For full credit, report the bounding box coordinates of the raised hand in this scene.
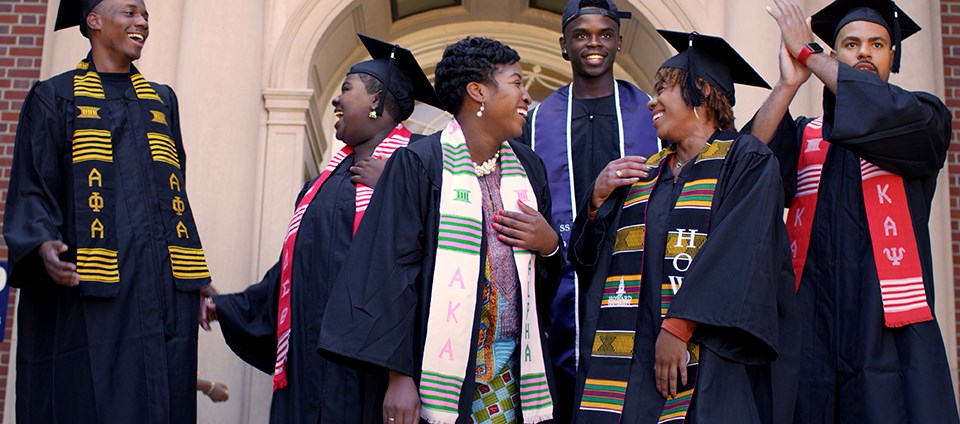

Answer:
[767,0,816,58]
[778,39,812,89]
[592,156,649,210]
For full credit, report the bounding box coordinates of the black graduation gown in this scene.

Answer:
[213,159,386,423]
[319,133,564,421]
[517,95,624,207]
[570,134,799,423]
[3,71,200,423]
[764,64,960,423]
[517,95,635,423]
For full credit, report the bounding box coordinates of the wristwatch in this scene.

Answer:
[797,42,824,66]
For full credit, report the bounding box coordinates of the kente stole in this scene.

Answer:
[420,120,553,423]
[273,124,411,390]
[71,58,209,297]
[531,81,659,366]
[579,138,733,422]
[786,117,932,327]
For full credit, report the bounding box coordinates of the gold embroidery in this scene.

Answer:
[167,246,211,279]
[150,110,168,125]
[614,224,645,253]
[664,231,708,258]
[74,71,105,99]
[176,221,189,239]
[91,218,105,239]
[131,74,163,103]
[77,106,101,119]
[73,129,112,163]
[696,140,733,162]
[169,174,181,192]
[172,196,185,216]
[592,331,635,358]
[75,247,119,283]
[147,132,180,168]
[88,192,104,213]
[88,168,103,187]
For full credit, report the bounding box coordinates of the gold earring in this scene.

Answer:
[693,107,701,121]
[476,102,485,118]
[368,110,378,119]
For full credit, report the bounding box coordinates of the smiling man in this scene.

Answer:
[751,0,960,422]
[3,0,214,422]
[516,2,659,419]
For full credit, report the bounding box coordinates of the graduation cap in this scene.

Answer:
[54,0,105,38]
[657,30,770,107]
[348,34,442,121]
[561,0,633,32]
[811,0,920,73]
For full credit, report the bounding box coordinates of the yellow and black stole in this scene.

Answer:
[72,57,210,296]
[578,137,733,422]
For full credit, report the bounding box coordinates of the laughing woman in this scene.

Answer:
[570,31,798,423]
[320,37,562,424]
[206,35,442,423]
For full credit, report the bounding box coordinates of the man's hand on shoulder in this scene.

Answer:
[38,240,79,287]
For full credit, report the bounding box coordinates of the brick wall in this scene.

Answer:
[945,0,960,362]
[0,0,48,420]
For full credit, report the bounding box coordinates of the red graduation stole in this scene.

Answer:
[786,118,932,328]
[273,124,411,390]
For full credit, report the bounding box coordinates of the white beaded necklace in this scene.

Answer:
[474,151,500,177]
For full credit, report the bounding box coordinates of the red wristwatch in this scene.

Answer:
[797,42,824,66]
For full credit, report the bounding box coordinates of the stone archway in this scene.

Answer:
[252,0,703,322]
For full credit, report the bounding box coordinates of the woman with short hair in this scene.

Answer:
[570,31,798,423]
[320,36,563,424]
[207,35,442,423]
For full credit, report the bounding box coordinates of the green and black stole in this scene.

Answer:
[578,136,734,422]
[72,57,210,297]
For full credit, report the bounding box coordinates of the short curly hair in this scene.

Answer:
[434,37,521,116]
[654,67,734,131]
[354,73,405,122]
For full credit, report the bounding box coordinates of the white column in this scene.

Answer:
[258,89,314,272]
[173,0,268,423]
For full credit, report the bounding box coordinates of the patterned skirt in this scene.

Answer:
[470,358,519,424]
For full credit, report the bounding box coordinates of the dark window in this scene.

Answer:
[529,0,566,14]
[392,0,462,20]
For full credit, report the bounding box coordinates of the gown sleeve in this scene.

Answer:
[665,136,792,364]
[742,110,805,204]
[318,147,432,377]
[212,180,314,374]
[213,262,282,374]
[568,185,625,283]
[821,64,951,178]
[3,82,67,288]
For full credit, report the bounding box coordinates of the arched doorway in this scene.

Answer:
[264,0,686,176]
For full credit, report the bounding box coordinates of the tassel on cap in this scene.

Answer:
[685,33,704,107]
[891,3,902,73]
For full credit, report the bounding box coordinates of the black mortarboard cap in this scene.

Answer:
[811,0,920,73]
[55,0,105,38]
[657,30,770,107]
[348,34,443,121]
[561,0,632,33]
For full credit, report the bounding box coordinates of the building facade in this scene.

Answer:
[0,0,955,422]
